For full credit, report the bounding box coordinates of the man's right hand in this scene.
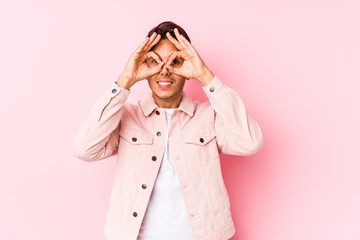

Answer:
[116,32,164,90]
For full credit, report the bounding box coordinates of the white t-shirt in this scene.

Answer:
[137,108,194,240]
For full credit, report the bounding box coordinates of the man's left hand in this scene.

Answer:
[165,28,214,86]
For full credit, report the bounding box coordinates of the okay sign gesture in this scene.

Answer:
[117,32,165,90]
[165,28,214,86]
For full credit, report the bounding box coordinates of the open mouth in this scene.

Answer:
[156,80,174,89]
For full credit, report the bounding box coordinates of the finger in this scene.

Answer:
[166,64,173,72]
[179,34,197,54]
[167,65,187,79]
[149,61,165,75]
[143,32,158,52]
[174,28,188,49]
[166,64,184,77]
[166,31,184,51]
[133,36,151,55]
[174,28,184,44]
[146,51,162,63]
[145,34,161,52]
[173,29,192,56]
[166,51,182,65]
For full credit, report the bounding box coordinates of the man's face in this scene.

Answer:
[146,39,186,108]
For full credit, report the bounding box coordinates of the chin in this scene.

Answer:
[153,92,173,99]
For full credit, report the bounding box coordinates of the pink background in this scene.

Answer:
[1,0,359,239]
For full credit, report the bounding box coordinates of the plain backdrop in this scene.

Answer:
[0,0,359,239]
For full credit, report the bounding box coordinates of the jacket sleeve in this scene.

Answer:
[72,82,130,162]
[202,76,264,156]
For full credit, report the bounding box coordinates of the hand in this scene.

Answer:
[165,28,214,86]
[117,32,165,89]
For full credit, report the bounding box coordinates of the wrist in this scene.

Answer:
[116,75,132,90]
[197,68,214,86]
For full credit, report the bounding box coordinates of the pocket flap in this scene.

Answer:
[183,127,216,145]
[119,126,153,145]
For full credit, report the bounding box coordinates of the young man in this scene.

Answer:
[73,21,264,240]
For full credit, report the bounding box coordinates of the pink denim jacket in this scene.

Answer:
[73,76,264,240]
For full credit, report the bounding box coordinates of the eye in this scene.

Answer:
[172,58,184,66]
[145,58,158,67]
[170,58,183,67]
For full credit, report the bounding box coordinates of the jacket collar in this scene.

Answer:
[140,92,195,117]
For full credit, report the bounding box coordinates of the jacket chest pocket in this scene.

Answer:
[118,126,153,167]
[119,126,153,145]
[183,126,219,165]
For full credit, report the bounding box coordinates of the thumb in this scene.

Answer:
[166,64,181,75]
[149,62,165,75]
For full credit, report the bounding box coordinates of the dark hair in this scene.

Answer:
[147,21,191,43]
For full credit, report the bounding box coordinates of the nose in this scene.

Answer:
[159,63,170,76]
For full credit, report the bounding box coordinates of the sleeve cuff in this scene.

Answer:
[202,75,224,97]
[109,81,130,99]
